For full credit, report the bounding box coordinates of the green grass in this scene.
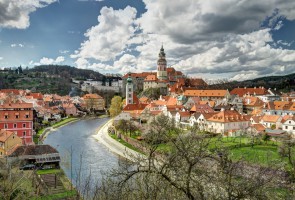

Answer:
[52,117,78,129]
[110,134,144,154]
[36,169,61,175]
[229,145,283,166]
[33,190,77,200]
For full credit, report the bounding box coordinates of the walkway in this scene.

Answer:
[93,119,144,162]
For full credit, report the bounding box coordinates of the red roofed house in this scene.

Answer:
[260,115,282,129]
[230,87,269,97]
[205,108,250,135]
[183,89,230,101]
[0,103,34,145]
[83,93,105,111]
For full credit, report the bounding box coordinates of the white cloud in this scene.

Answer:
[73,0,295,80]
[0,57,3,60]
[0,0,57,29]
[72,6,137,63]
[59,50,70,54]
[33,56,65,65]
[11,43,24,48]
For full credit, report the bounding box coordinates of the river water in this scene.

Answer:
[43,118,123,190]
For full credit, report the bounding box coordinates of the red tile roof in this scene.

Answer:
[230,87,269,97]
[207,110,248,123]
[184,90,228,97]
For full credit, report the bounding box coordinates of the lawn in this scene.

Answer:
[36,169,61,175]
[110,134,144,154]
[52,117,78,129]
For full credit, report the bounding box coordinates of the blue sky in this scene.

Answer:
[0,0,295,81]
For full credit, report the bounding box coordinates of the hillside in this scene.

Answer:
[207,73,295,92]
[0,65,105,96]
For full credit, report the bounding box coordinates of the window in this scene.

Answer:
[4,124,8,129]
[128,88,131,92]
[289,121,292,124]
[23,123,26,128]
[128,94,131,98]
[25,115,29,118]
[293,126,295,130]
[23,131,26,136]
[4,115,8,119]
[285,126,288,129]
[16,115,19,119]
[13,124,17,128]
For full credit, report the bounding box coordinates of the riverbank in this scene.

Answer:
[37,117,80,143]
[94,119,144,162]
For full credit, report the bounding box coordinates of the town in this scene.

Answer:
[1,46,295,198]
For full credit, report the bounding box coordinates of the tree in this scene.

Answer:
[109,96,123,117]
[96,115,286,200]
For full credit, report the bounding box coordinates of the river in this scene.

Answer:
[43,117,123,190]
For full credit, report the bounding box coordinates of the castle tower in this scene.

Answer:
[126,73,133,105]
[157,45,167,80]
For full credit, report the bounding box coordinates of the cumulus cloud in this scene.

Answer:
[73,0,295,80]
[33,56,65,65]
[0,0,57,29]
[72,6,137,65]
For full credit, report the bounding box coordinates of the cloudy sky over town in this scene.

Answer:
[0,0,295,81]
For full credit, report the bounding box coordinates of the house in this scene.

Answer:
[175,111,191,126]
[183,89,230,101]
[205,108,250,135]
[260,115,282,129]
[62,103,79,116]
[242,97,264,114]
[0,103,34,145]
[189,113,214,130]
[247,124,266,135]
[83,93,105,111]
[114,112,132,122]
[0,129,22,157]
[263,101,295,116]
[190,103,214,114]
[230,87,269,97]
[9,144,60,168]
[281,115,295,135]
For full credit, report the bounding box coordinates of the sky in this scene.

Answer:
[0,0,295,81]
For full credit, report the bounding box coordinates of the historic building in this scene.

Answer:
[0,103,34,145]
[122,45,184,96]
[125,73,134,105]
[143,45,170,95]
[83,93,105,111]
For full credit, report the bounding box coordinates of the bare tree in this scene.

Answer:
[94,115,288,200]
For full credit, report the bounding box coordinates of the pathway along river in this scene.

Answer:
[43,118,124,191]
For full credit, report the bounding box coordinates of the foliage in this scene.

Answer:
[139,87,161,100]
[109,96,123,117]
[97,115,288,200]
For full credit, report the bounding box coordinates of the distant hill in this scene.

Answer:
[206,73,295,93]
[0,65,105,95]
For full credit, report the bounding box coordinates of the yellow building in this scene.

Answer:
[0,129,22,157]
[83,93,105,111]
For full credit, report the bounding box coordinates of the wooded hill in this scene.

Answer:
[0,65,105,96]
[207,73,295,92]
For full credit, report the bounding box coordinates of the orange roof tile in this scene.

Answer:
[184,90,228,97]
[0,130,14,142]
[207,110,248,123]
[261,115,281,123]
[230,87,269,97]
[83,93,103,99]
